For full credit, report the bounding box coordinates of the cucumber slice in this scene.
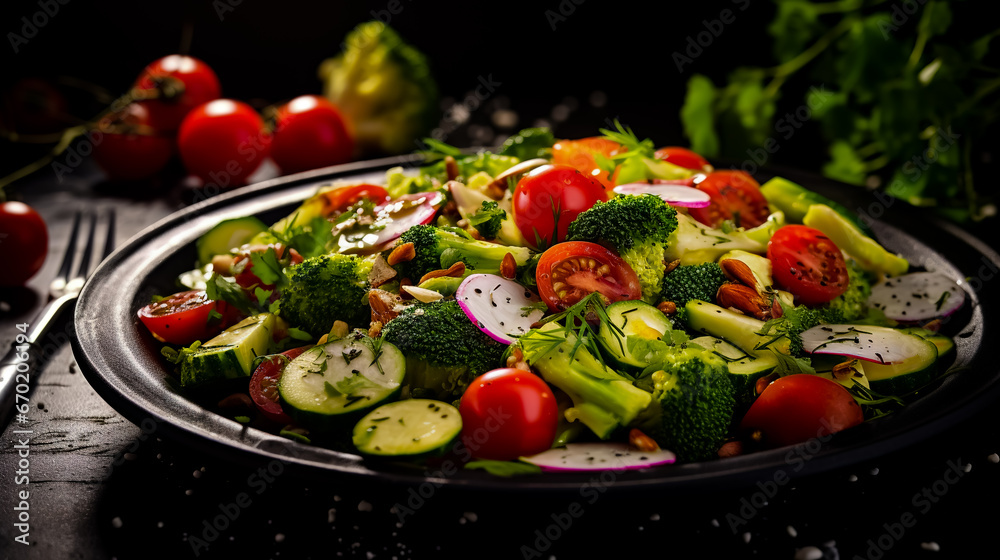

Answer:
[180,313,276,387]
[196,216,268,266]
[279,336,406,430]
[597,300,673,371]
[863,335,939,395]
[691,335,777,404]
[352,399,462,458]
[900,327,955,358]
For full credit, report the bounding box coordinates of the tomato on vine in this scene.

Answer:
[91,102,173,181]
[271,95,354,174]
[177,99,270,188]
[133,55,221,132]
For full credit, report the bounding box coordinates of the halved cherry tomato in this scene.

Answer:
[459,368,559,460]
[512,164,608,250]
[551,137,623,188]
[688,170,771,229]
[654,146,713,172]
[137,290,236,345]
[536,241,642,312]
[740,374,864,448]
[249,346,310,424]
[768,225,850,306]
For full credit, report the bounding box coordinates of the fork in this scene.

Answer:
[0,208,116,428]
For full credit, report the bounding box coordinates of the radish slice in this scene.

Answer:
[456,274,545,344]
[520,443,676,472]
[800,324,930,364]
[612,182,711,208]
[338,191,444,253]
[867,271,965,322]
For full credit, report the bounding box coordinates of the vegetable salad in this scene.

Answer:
[140,123,964,474]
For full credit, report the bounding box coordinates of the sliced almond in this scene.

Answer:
[401,285,445,303]
[628,428,661,452]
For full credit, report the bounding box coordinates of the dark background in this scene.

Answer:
[1,0,805,176]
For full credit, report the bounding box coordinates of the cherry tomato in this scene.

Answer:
[740,374,864,448]
[249,346,310,424]
[654,146,713,172]
[2,78,69,134]
[133,55,221,131]
[0,201,48,286]
[512,164,608,250]
[459,368,559,461]
[536,241,642,312]
[551,137,623,188]
[688,170,771,229]
[177,99,270,188]
[91,102,173,181]
[137,290,235,345]
[271,95,354,174]
[768,225,850,306]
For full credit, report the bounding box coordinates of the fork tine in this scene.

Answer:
[101,208,117,261]
[56,211,83,282]
[74,210,98,280]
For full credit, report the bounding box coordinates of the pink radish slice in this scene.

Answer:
[520,443,676,472]
[338,191,444,253]
[612,182,711,208]
[456,274,545,344]
[800,324,929,364]
[867,271,965,322]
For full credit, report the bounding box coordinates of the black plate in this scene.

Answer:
[72,156,1000,494]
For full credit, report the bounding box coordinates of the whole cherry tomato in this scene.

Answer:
[271,95,354,174]
[535,241,642,312]
[654,146,713,172]
[459,368,559,461]
[91,102,173,181]
[740,374,864,448]
[512,164,608,250]
[133,55,221,131]
[768,225,850,305]
[177,99,270,188]
[0,201,48,286]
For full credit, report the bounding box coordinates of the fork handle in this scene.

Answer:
[0,294,78,428]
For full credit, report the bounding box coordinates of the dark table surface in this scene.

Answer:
[3,157,1000,560]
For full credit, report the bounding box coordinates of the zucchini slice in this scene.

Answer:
[196,216,268,266]
[597,300,674,371]
[863,336,939,395]
[690,335,777,404]
[179,313,276,387]
[352,399,462,458]
[278,336,406,430]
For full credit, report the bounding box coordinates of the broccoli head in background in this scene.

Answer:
[567,194,678,303]
[319,21,438,155]
[661,262,728,307]
[278,253,373,336]
[381,300,506,401]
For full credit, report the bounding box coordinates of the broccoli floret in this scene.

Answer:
[468,201,506,240]
[318,22,438,155]
[567,194,679,303]
[395,224,534,281]
[381,300,505,400]
[824,259,872,322]
[519,323,653,439]
[279,253,373,336]
[664,212,784,265]
[631,346,736,462]
[661,263,728,306]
